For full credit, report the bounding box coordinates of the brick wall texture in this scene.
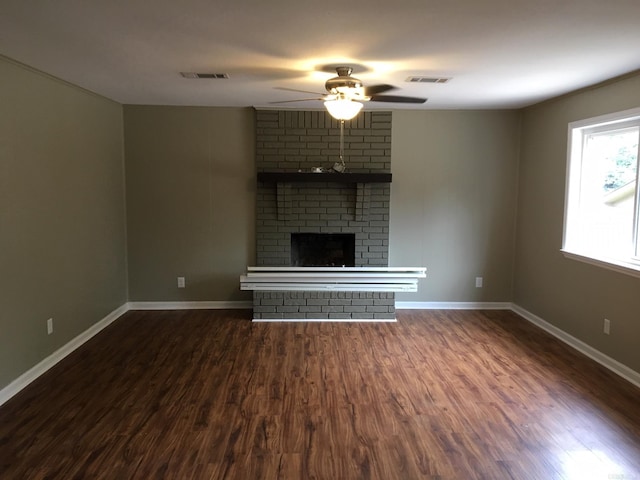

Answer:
[254,109,394,320]
[253,292,395,320]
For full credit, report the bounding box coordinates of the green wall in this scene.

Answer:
[0,57,128,389]
[123,106,255,302]
[514,72,640,373]
[3,53,639,392]
[122,108,521,305]
[391,110,521,302]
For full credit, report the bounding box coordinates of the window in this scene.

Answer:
[563,108,640,276]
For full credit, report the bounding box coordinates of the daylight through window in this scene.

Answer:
[563,108,640,275]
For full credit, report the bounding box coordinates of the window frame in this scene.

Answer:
[562,107,640,278]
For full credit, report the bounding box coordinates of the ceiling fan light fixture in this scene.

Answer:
[324,98,363,120]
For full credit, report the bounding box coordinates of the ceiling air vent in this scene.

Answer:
[405,76,451,84]
[180,72,229,79]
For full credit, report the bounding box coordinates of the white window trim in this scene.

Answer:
[562,107,640,278]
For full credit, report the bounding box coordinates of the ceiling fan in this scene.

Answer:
[272,66,427,119]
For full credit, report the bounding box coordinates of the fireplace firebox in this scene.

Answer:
[291,233,355,267]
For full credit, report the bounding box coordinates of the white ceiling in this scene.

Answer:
[2,0,640,110]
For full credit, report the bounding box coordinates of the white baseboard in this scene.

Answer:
[396,301,512,310]
[398,301,640,388]
[0,300,252,407]
[511,304,640,389]
[3,300,638,408]
[127,301,253,310]
[0,304,128,407]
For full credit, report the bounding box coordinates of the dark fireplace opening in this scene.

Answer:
[291,233,355,267]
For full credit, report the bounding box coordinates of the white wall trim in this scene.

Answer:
[0,304,129,407]
[396,301,513,310]
[0,300,252,407]
[398,301,640,388]
[3,300,638,408]
[127,301,253,310]
[511,304,640,389]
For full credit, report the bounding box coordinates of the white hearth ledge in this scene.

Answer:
[240,266,426,292]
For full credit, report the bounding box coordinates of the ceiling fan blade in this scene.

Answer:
[364,84,396,96]
[369,95,427,104]
[275,87,326,96]
[269,98,324,104]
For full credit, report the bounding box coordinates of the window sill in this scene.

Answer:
[561,249,640,279]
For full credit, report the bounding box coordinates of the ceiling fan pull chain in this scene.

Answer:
[338,120,346,172]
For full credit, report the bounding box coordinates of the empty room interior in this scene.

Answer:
[1,1,640,478]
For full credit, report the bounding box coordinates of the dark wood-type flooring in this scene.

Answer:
[1,309,639,479]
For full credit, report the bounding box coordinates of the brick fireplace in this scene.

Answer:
[252,109,394,320]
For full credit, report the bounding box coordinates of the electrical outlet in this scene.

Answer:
[47,318,53,335]
[475,276,483,288]
[177,276,186,288]
[603,318,611,335]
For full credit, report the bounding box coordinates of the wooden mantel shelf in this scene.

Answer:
[257,172,392,184]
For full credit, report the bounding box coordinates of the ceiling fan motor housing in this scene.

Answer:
[272,65,425,105]
[325,66,364,95]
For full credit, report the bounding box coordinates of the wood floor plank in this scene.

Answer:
[1,308,639,479]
